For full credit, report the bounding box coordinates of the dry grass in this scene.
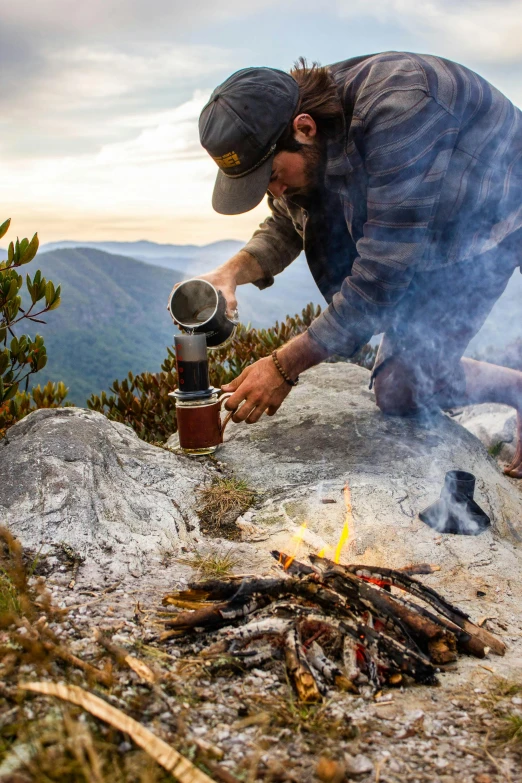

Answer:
[243,691,358,742]
[1,708,175,783]
[0,569,20,614]
[486,677,522,704]
[178,548,240,580]
[480,678,522,751]
[497,714,522,746]
[197,477,256,539]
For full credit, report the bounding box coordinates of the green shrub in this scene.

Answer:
[0,218,67,438]
[0,381,70,438]
[88,303,377,444]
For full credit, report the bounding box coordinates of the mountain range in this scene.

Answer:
[2,238,520,404]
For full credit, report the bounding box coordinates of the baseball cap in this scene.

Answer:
[199,67,299,215]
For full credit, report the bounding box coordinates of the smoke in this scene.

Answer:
[419,471,491,536]
[421,493,487,536]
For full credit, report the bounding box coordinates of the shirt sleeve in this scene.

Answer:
[243,195,304,290]
[308,76,460,356]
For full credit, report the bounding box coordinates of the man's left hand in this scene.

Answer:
[222,357,292,424]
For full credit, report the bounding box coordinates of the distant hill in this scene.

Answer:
[30,245,323,404]
[29,248,186,404]
[39,238,245,276]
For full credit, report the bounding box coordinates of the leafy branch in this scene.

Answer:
[0,217,62,407]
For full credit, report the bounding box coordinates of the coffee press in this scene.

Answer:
[168,281,239,455]
[169,333,234,455]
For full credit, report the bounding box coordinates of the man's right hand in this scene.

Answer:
[168,249,264,320]
[193,270,238,318]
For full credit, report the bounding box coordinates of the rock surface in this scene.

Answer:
[0,407,212,580]
[453,402,517,464]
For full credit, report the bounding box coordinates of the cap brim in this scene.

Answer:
[212,153,274,215]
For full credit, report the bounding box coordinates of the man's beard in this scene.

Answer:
[285,141,325,198]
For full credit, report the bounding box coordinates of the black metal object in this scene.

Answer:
[419,470,490,536]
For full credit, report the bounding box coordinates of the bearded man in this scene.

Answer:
[194,53,522,477]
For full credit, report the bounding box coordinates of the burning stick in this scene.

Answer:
[279,522,308,572]
[317,565,458,665]
[325,561,506,656]
[270,551,316,576]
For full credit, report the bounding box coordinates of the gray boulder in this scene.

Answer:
[0,407,211,580]
[452,403,517,464]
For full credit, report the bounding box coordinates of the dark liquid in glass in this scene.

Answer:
[176,360,210,392]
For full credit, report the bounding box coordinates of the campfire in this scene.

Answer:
[160,485,505,702]
[160,562,505,702]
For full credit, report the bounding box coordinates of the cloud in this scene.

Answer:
[335,0,522,62]
[1,89,269,244]
[96,91,210,165]
[0,0,279,96]
[0,0,276,157]
[1,43,234,158]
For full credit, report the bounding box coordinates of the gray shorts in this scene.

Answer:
[371,231,521,410]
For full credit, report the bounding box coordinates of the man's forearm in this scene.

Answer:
[214,250,264,286]
[277,330,331,378]
[211,250,331,376]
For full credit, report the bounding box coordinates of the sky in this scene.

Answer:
[1,0,522,246]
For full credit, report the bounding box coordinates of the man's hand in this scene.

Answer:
[167,249,265,320]
[222,356,292,423]
[197,270,238,318]
[222,331,331,425]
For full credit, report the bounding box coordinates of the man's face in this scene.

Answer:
[267,141,322,200]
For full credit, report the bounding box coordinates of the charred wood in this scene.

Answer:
[324,570,457,665]
[163,597,269,630]
[304,641,358,693]
[284,626,322,703]
[270,551,317,575]
[317,559,506,656]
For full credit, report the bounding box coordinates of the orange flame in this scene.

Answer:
[334,483,352,564]
[283,522,307,570]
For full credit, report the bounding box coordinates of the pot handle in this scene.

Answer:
[218,392,236,435]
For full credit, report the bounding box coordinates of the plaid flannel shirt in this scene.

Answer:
[243,52,522,356]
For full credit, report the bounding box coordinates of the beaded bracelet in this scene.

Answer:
[271,350,299,387]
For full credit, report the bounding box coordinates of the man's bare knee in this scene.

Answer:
[373,362,418,416]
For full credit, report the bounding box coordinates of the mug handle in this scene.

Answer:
[218,392,236,436]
